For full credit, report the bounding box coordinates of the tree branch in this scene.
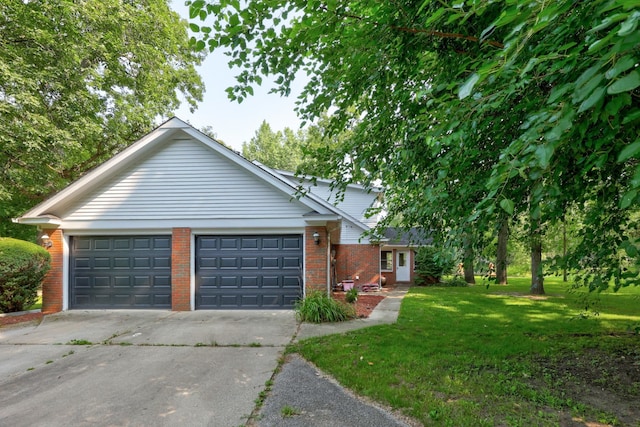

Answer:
[319,5,504,49]
[391,26,504,49]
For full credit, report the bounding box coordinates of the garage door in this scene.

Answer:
[195,235,302,309]
[70,236,171,309]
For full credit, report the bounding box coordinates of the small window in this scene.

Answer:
[398,252,406,267]
[381,251,393,271]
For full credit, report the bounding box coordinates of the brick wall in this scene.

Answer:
[304,227,328,293]
[171,228,191,311]
[334,244,380,288]
[42,229,64,313]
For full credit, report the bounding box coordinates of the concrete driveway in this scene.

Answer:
[0,310,298,427]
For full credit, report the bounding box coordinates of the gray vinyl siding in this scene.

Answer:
[63,137,310,222]
[297,180,380,227]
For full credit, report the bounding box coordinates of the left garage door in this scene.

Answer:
[70,236,171,309]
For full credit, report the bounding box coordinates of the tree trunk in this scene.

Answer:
[562,218,568,282]
[496,219,509,285]
[463,234,475,284]
[530,222,545,295]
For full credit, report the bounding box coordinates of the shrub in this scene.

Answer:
[295,291,356,323]
[0,237,51,313]
[414,246,454,285]
[438,277,469,287]
[345,287,358,303]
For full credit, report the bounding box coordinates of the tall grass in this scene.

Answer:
[295,291,356,323]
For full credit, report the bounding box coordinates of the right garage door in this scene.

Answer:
[195,235,303,309]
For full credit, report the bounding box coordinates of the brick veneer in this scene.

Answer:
[171,228,191,311]
[304,227,329,293]
[334,244,380,288]
[42,229,64,313]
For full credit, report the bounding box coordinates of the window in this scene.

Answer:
[381,251,393,271]
[398,252,406,267]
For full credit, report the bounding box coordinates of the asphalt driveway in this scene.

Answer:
[0,310,298,427]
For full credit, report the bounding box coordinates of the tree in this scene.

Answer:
[242,121,303,170]
[1,0,203,240]
[242,114,348,176]
[189,0,640,292]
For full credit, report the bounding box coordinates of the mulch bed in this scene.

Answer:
[332,293,386,318]
[0,312,44,327]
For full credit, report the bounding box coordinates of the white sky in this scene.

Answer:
[171,1,304,151]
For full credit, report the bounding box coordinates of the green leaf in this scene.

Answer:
[459,73,479,100]
[605,55,636,79]
[607,70,640,94]
[620,189,637,209]
[617,10,640,36]
[499,198,515,215]
[578,86,606,113]
[617,138,640,162]
[189,23,200,32]
[623,109,640,124]
[622,240,638,257]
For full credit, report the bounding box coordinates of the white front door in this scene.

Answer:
[396,250,410,282]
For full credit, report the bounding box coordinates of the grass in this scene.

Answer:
[26,294,42,311]
[294,276,640,426]
[295,290,356,323]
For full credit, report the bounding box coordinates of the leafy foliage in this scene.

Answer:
[439,277,469,287]
[414,246,453,285]
[189,0,640,292]
[242,114,349,176]
[1,0,203,239]
[345,287,358,303]
[242,121,303,170]
[0,237,50,313]
[295,291,355,323]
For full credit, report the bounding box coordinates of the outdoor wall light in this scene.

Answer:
[313,231,320,245]
[41,233,53,249]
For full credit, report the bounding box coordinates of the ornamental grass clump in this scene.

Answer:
[295,291,356,323]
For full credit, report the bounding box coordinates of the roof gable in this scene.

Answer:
[18,118,340,224]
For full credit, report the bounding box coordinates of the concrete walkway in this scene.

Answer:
[295,283,409,342]
[255,284,413,427]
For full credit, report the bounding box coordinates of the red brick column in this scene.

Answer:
[304,227,329,294]
[42,229,64,313]
[171,228,191,311]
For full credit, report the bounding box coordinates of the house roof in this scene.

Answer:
[15,118,369,233]
[382,227,432,247]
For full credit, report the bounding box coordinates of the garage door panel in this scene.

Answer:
[196,235,302,309]
[154,257,171,268]
[241,257,259,268]
[74,258,91,269]
[220,257,239,268]
[70,236,171,309]
[262,238,279,249]
[241,238,259,249]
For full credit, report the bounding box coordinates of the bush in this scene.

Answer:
[0,237,51,313]
[295,291,356,323]
[345,287,358,303]
[438,277,469,287]
[414,246,454,285]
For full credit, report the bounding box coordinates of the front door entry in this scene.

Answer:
[396,250,410,282]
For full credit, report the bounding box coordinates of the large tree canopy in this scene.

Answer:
[1,0,203,239]
[189,0,640,291]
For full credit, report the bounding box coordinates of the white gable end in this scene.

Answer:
[61,136,310,224]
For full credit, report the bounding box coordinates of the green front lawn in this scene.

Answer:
[294,277,640,426]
